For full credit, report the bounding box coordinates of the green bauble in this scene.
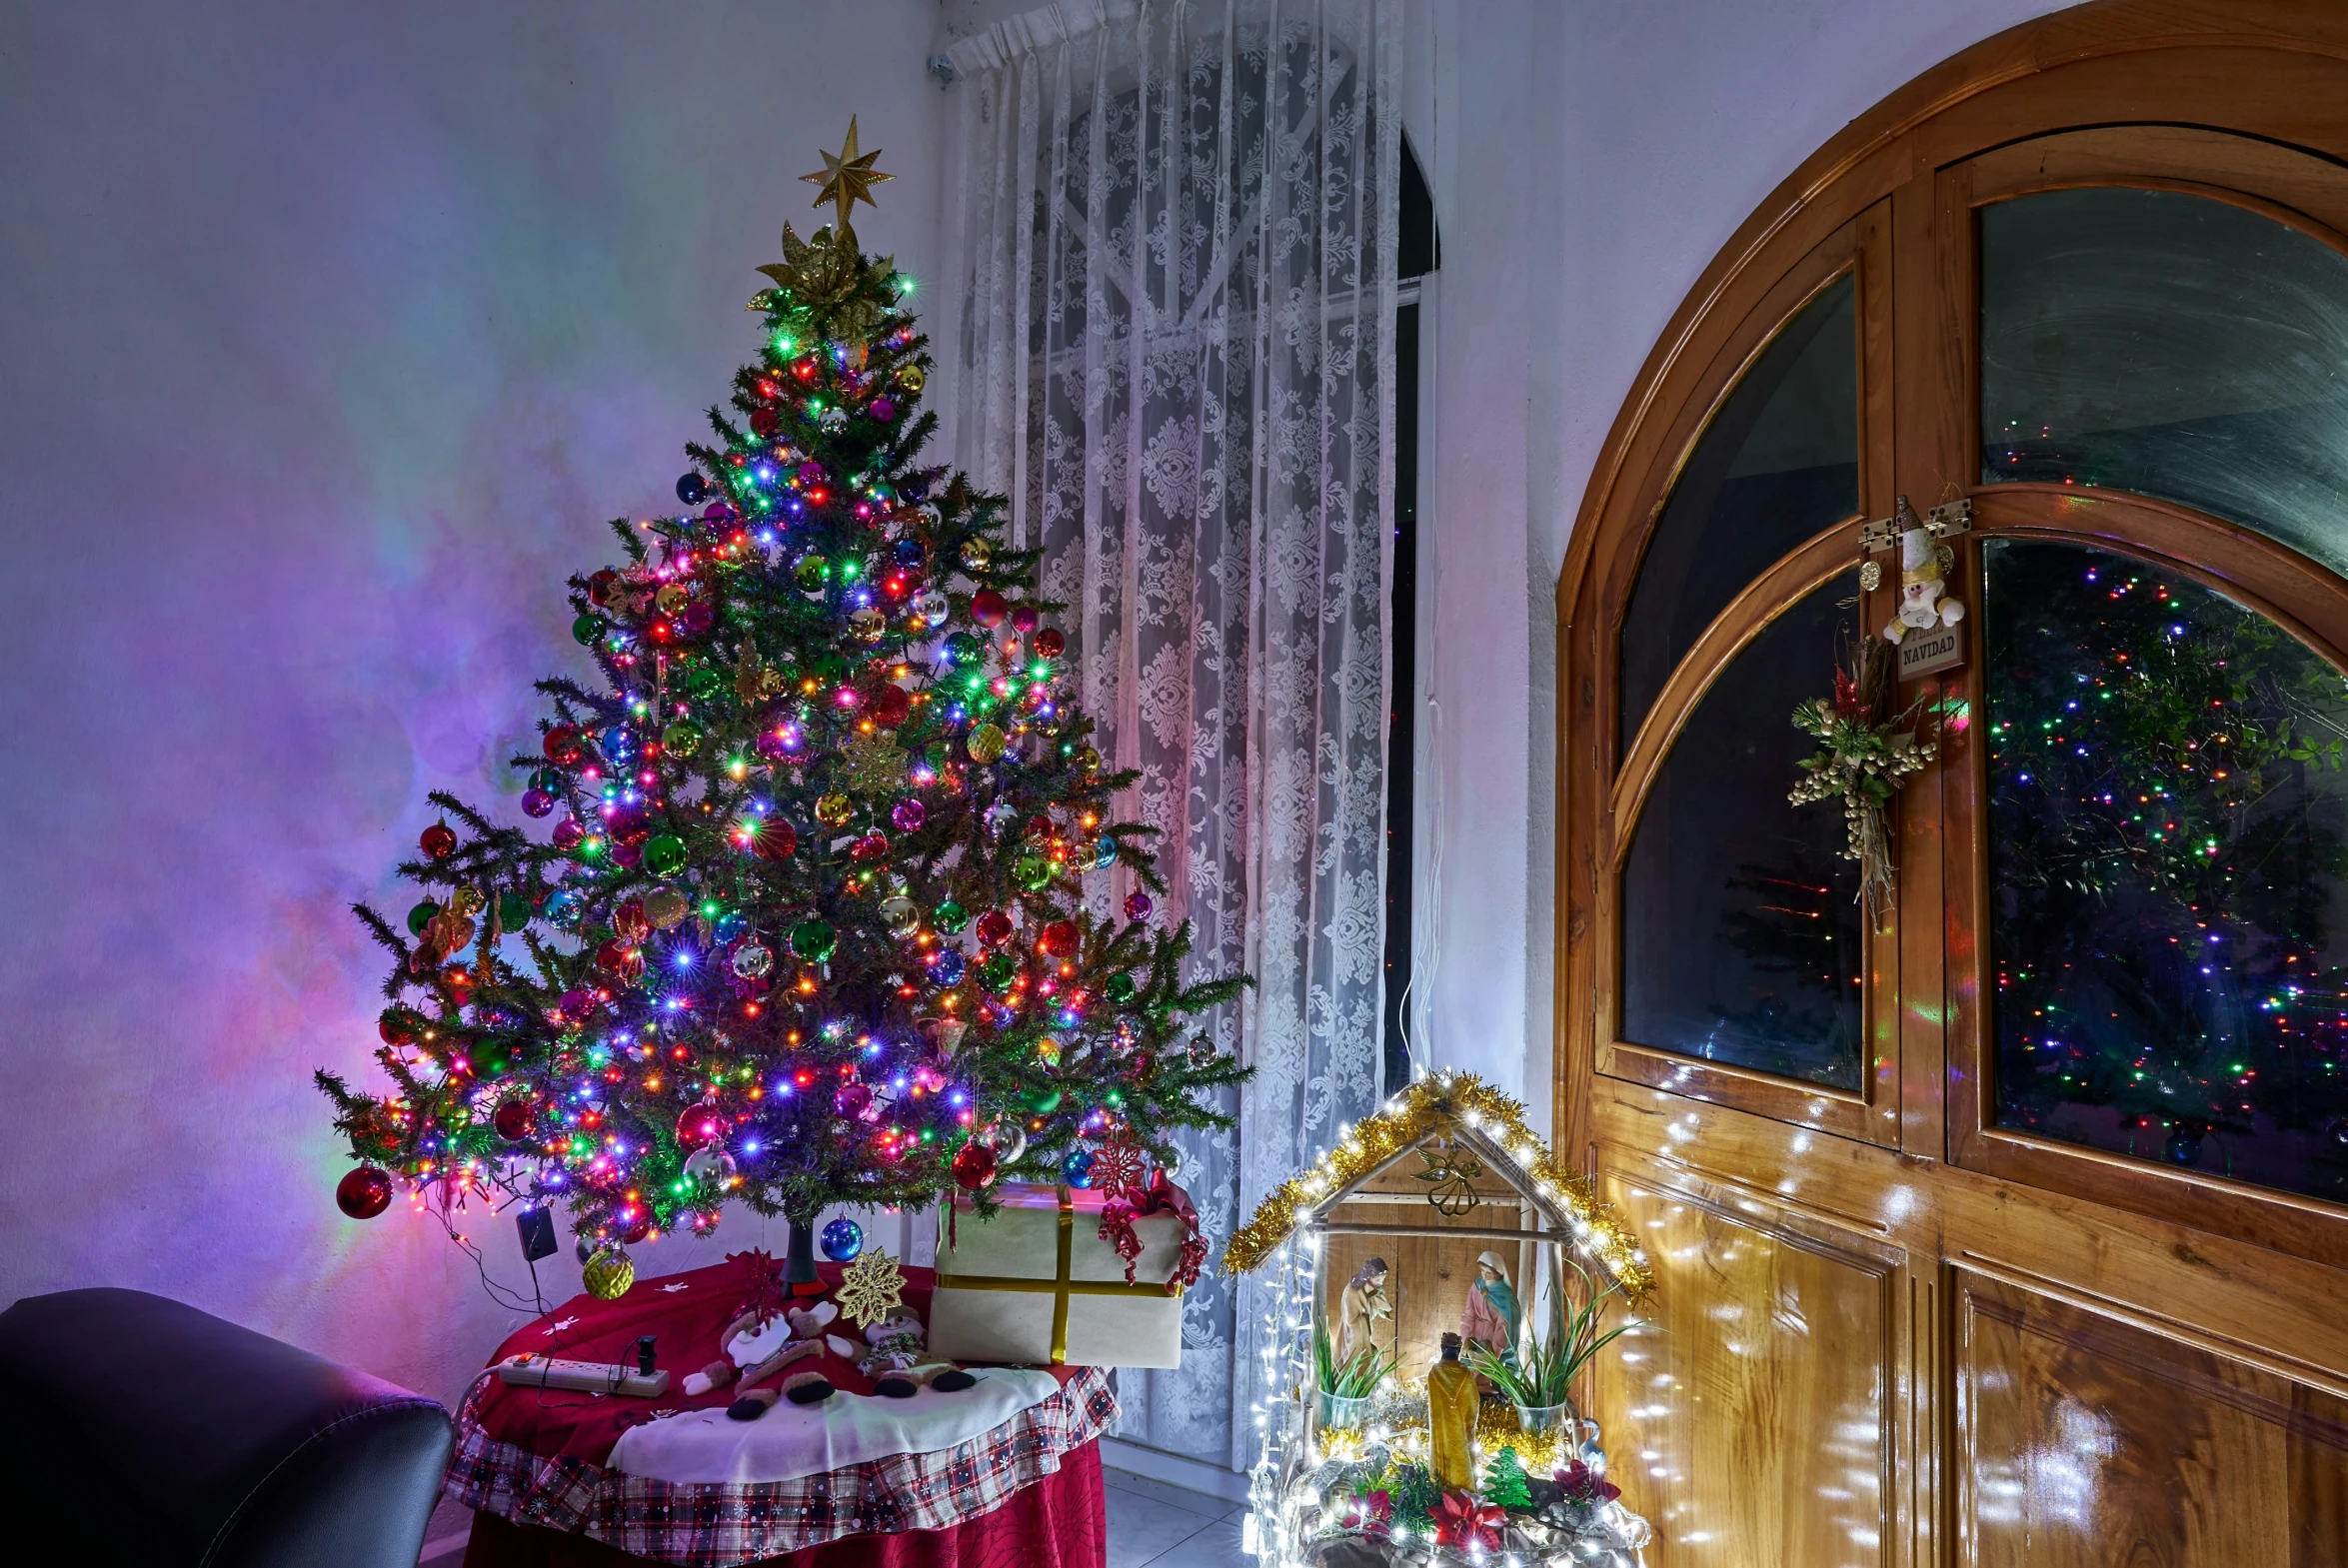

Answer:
[572,614,606,646]
[644,834,689,878]
[791,918,838,962]
[1104,972,1139,1005]
[979,951,1019,991]
[407,900,441,935]
[473,1038,515,1077]
[1013,854,1054,891]
[794,556,828,591]
[582,1247,635,1301]
[661,721,703,757]
[1024,1084,1064,1114]
[686,665,727,704]
[498,891,532,928]
[935,899,970,933]
[812,650,850,684]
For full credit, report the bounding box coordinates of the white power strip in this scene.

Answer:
[496,1353,670,1397]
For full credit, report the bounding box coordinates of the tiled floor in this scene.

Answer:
[1103,1465,1251,1568]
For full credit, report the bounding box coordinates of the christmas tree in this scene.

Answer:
[318,122,1248,1282]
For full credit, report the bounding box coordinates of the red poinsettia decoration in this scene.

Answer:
[1331,1487,1391,1536]
[1554,1460,1621,1506]
[1433,1492,1507,1550]
[1831,662,1865,719]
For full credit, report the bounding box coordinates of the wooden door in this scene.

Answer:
[1557,7,2348,1565]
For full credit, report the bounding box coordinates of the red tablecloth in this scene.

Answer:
[446,1253,1114,1567]
[461,1442,1105,1568]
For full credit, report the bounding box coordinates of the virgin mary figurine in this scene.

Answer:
[1460,1250,1520,1364]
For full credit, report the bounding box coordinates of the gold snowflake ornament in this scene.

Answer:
[836,1245,907,1328]
[841,731,909,795]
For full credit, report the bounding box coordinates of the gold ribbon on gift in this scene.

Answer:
[935,1186,1186,1364]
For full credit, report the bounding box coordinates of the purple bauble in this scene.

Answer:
[1124,891,1154,922]
[892,798,928,832]
[870,398,896,423]
[521,787,556,818]
[551,816,585,850]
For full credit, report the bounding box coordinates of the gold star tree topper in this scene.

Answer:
[802,116,892,242]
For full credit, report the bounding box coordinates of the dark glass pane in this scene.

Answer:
[1985,539,2348,1202]
[1619,275,1857,758]
[1981,188,2348,576]
[1621,575,1866,1090]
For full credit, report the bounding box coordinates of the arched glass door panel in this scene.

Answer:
[1620,573,1865,1089]
[1980,187,2348,576]
[1618,275,1856,758]
[1983,536,2348,1203]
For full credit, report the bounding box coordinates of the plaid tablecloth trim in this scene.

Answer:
[446,1366,1118,1566]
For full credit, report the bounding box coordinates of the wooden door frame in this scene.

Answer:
[1561,18,2348,1559]
[1558,0,2348,1167]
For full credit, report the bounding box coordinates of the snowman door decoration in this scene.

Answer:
[1881,518,1964,646]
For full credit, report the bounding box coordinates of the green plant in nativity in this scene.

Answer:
[1313,1317,1395,1398]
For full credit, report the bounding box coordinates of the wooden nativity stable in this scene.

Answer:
[1223,1072,1655,1562]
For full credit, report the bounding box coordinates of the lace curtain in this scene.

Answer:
[945,0,1400,1470]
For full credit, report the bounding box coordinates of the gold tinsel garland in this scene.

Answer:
[1219,1072,1652,1299]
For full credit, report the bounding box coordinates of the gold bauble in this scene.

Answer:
[850,608,887,643]
[816,791,854,827]
[582,1247,636,1301]
[960,538,992,573]
[645,887,691,929]
[448,886,485,918]
[895,364,926,393]
[656,584,688,614]
[968,724,1007,765]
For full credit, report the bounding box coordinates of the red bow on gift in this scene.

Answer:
[1433,1492,1506,1550]
[1096,1168,1207,1290]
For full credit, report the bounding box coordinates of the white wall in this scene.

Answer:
[0,0,950,1414]
[1401,0,2072,1125]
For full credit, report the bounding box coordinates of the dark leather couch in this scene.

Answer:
[0,1286,453,1568]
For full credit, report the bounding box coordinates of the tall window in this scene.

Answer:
[1382,137,1436,1095]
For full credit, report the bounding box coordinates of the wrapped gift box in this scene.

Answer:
[929,1183,1188,1369]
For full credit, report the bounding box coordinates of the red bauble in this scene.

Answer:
[1037,920,1079,957]
[378,1012,416,1046]
[612,899,651,940]
[851,831,889,862]
[419,822,458,859]
[975,909,1014,947]
[677,1101,725,1150]
[871,685,911,729]
[544,726,584,766]
[752,817,798,860]
[552,816,586,850]
[970,589,1008,628]
[493,1097,536,1142]
[617,1207,653,1245]
[596,939,642,979]
[1034,629,1066,659]
[336,1166,393,1219]
[751,405,782,437]
[953,1140,1000,1191]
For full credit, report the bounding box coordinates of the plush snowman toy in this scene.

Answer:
[1883,525,1964,644]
